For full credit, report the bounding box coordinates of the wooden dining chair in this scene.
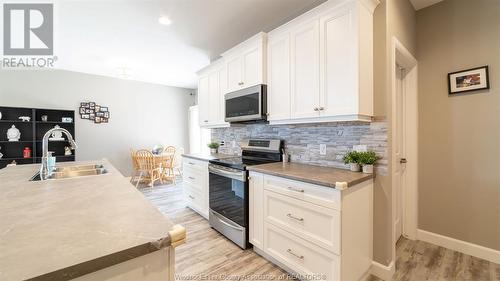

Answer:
[130,148,140,184]
[134,149,163,188]
[161,146,176,184]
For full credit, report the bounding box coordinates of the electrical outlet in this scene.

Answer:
[320,144,327,155]
[353,145,367,152]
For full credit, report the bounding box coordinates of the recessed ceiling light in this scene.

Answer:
[158,16,172,26]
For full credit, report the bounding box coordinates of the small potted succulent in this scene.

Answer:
[343,151,361,172]
[208,142,220,154]
[358,151,380,174]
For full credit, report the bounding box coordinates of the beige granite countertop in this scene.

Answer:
[0,159,174,281]
[182,153,235,161]
[247,162,373,189]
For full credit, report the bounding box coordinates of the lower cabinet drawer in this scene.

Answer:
[183,166,205,189]
[184,183,205,213]
[182,157,208,173]
[264,223,340,281]
[264,190,341,254]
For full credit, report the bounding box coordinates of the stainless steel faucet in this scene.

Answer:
[40,128,77,180]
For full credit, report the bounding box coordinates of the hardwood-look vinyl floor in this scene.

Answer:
[139,180,500,281]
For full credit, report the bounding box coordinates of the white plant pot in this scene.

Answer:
[362,164,374,174]
[349,163,361,172]
[210,148,217,154]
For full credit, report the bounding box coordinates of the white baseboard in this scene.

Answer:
[370,260,395,281]
[417,229,500,264]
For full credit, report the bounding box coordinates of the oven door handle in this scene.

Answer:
[210,210,244,231]
[209,165,246,182]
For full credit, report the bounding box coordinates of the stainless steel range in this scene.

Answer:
[208,139,282,249]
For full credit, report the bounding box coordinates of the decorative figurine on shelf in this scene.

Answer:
[64,146,72,156]
[49,125,65,141]
[41,115,48,122]
[7,125,21,141]
[0,146,3,159]
[18,116,31,122]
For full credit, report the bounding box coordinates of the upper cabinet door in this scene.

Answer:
[208,70,221,124]
[226,56,242,93]
[198,75,210,126]
[267,33,291,121]
[242,45,262,88]
[290,19,320,119]
[319,6,356,116]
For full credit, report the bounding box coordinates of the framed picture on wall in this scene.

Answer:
[448,66,490,95]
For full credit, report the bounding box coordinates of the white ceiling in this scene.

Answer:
[409,0,444,10]
[51,0,326,89]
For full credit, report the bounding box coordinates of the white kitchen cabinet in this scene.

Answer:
[250,173,373,281]
[222,32,267,93]
[290,19,320,119]
[182,157,209,218]
[249,172,264,249]
[267,33,291,121]
[266,0,378,124]
[197,60,228,128]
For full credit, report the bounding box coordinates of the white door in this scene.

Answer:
[208,70,220,124]
[226,56,242,93]
[198,76,209,126]
[319,7,356,116]
[394,66,407,242]
[189,106,211,154]
[242,46,261,88]
[267,33,291,121]
[290,19,320,119]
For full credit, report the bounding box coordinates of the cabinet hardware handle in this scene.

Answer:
[188,162,195,165]
[189,195,195,199]
[188,176,195,180]
[319,107,325,111]
[287,249,304,260]
[313,107,319,111]
[204,120,208,123]
[400,158,407,164]
[287,213,304,222]
[287,186,304,193]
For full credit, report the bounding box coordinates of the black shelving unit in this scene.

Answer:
[0,106,76,169]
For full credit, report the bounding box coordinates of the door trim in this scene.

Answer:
[390,37,418,265]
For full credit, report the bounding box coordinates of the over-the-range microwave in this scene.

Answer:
[224,84,267,123]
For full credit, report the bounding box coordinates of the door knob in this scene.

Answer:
[400,158,407,164]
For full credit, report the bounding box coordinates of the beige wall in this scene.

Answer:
[417,0,500,250]
[0,70,195,176]
[372,0,417,265]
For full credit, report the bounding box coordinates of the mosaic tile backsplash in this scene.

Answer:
[212,121,388,175]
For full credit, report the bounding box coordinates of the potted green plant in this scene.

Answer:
[207,142,220,154]
[343,151,361,172]
[358,151,380,174]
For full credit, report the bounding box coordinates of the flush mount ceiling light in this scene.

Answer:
[158,16,172,26]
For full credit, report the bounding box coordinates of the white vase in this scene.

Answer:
[350,163,361,172]
[210,148,217,154]
[362,164,374,174]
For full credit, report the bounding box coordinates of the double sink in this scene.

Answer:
[30,164,108,181]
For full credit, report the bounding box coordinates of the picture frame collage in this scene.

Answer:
[79,102,110,123]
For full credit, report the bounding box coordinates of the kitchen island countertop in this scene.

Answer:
[0,159,175,281]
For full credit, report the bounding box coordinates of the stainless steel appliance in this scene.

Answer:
[224,84,267,123]
[208,139,282,249]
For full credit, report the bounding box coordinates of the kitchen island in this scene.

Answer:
[0,159,183,281]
